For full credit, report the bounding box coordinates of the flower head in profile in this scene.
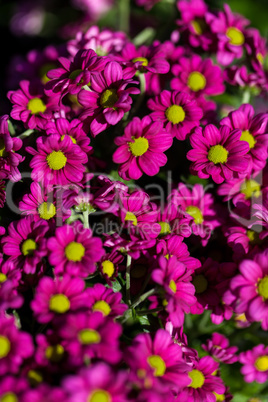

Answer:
[147,90,203,140]
[187,124,251,184]
[202,332,238,364]
[113,116,173,181]
[47,221,105,278]
[26,134,88,187]
[78,61,140,136]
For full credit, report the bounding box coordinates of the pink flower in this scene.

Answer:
[113,116,173,180]
[125,328,191,392]
[77,61,140,136]
[31,275,90,323]
[178,356,225,401]
[151,255,196,327]
[0,115,24,182]
[47,221,105,278]
[67,25,128,57]
[7,80,60,130]
[170,54,225,103]
[202,332,238,364]
[59,312,122,365]
[207,4,250,66]
[229,250,268,330]
[240,344,268,383]
[87,283,127,318]
[220,104,268,172]
[2,216,49,274]
[45,49,107,99]
[62,363,129,402]
[0,314,34,376]
[169,183,221,245]
[26,134,88,187]
[45,117,92,155]
[187,124,251,184]
[0,260,23,311]
[147,90,203,140]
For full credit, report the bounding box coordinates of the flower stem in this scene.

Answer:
[130,288,156,309]
[126,254,132,306]
[118,0,130,34]
[18,129,34,139]
[83,211,89,229]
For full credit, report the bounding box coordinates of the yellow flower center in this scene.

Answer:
[132,57,149,67]
[257,276,268,300]
[100,89,118,108]
[27,370,43,386]
[191,18,206,35]
[226,27,245,46]
[0,336,10,358]
[186,205,204,224]
[255,356,268,372]
[92,300,111,316]
[21,238,37,256]
[65,241,85,262]
[61,134,77,144]
[101,260,115,277]
[45,344,65,362]
[88,390,111,402]
[0,138,6,158]
[240,130,256,149]
[213,392,225,401]
[125,211,138,226]
[0,273,7,283]
[240,179,261,199]
[187,71,206,92]
[0,392,18,402]
[39,63,57,84]
[46,151,67,170]
[192,274,208,294]
[169,279,177,293]
[247,230,261,245]
[208,145,228,164]
[158,221,171,236]
[128,137,149,157]
[27,98,47,115]
[188,369,205,388]
[257,53,264,64]
[165,105,185,124]
[78,329,101,345]
[147,355,166,377]
[38,202,56,220]
[49,294,70,313]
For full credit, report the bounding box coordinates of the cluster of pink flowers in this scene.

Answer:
[1,0,268,400]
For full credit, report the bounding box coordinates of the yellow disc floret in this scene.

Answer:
[226,27,245,46]
[188,369,205,388]
[49,294,70,314]
[207,145,228,164]
[27,98,47,115]
[0,335,10,358]
[65,241,85,262]
[0,273,7,283]
[240,130,256,149]
[21,239,37,256]
[92,300,111,316]
[38,202,56,220]
[47,151,67,170]
[78,329,101,345]
[186,205,204,224]
[132,57,149,67]
[125,211,138,226]
[128,137,149,157]
[147,355,166,377]
[257,276,268,300]
[45,344,65,362]
[169,279,177,293]
[101,260,115,277]
[0,392,18,402]
[158,221,171,236]
[88,390,111,402]
[240,179,261,199]
[0,138,6,158]
[100,89,118,108]
[255,356,268,372]
[165,105,185,124]
[187,72,206,92]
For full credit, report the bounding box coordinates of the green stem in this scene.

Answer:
[83,211,89,229]
[136,307,163,316]
[18,129,34,139]
[129,73,146,119]
[126,254,132,306]
[118,0,130,34]
[130,288,156,309]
